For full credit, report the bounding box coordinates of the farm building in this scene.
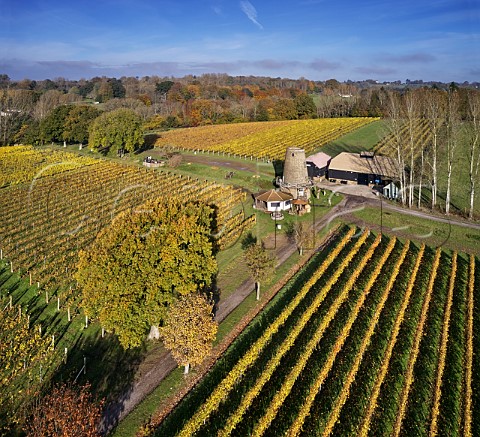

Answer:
[383,181,399,199]
[278,147,313,199]
[306,151,332,179]
[327,152,398,186]
[253,189,293,212]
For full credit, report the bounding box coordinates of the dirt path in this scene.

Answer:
[102,191,478,433]
[101,200,347,433]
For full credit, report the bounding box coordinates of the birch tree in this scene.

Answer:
[403,90,421,208]
[424,89,445,209]
[445,90,461,215]
[466,90,480,219]
[386,91,407,205]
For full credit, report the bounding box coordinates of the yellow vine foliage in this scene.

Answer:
[176,227,356,437]
[359,244,425,437]
[322,238,408,437]
[430,252,457,437]
[464,255,475,437]
[155,118,378,160]
[250,231,376,437]
[392,247,442,437]
[0,305,53,428]
[0,145,99,187]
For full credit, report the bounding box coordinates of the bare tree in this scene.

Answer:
[403,90,421,208]
[466,91,480,219]
[445,90,461,215]
[386,91,407,205]
[424,89,446,209]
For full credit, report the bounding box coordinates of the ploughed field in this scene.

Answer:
[155,226,479,437]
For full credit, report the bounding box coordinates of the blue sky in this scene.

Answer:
[0,0,478,82]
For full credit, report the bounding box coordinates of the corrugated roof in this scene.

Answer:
[254,189,293,202]
[306,151,331,169]
[329,152,399,178]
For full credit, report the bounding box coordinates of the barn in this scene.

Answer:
[327,152,398,186]
[306,151,331,179]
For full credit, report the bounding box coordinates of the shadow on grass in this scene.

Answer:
[51,327,147,434]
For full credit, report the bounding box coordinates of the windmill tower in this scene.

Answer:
[279,147,312,200]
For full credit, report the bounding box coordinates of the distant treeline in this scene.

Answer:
[0,72,479,146]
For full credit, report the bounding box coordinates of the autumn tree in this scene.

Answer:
[24,382,103,437]
[160,293,218,374]
[88,108,144,156]
[76,199,217,349]
[0,304,53,431]
[244,243,276,301]
[285,221,314,256]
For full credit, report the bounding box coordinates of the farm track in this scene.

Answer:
[101,198,350,432]
[104,192,480,434]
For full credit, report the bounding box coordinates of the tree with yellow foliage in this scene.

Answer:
[76,198,217,349]
[160,293,217,374]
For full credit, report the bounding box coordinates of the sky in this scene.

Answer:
[0,0,479,83]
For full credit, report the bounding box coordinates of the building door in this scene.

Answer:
[358,173,369,185]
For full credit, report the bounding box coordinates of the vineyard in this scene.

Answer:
[0,146,258,428]
[0,145,100,187]
[154,118,378,160]
[374,118,433,158]
[153,227,479,437]
[0,156,253,292]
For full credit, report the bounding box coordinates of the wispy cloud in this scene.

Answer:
[381,53,436,63]
[240,1,263,30]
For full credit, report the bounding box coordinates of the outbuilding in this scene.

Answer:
[253,189,293,212]
[306,151,332,179]
[328,152,398,186]
[383,181,399,199]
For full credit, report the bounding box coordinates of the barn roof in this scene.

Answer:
[329,152,398,179]
[306,151,331,169]
[254,189,293,202]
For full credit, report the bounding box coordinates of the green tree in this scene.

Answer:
[160,293,217,374]
[156,80,175,100]
[244,243,276,300]
[88,108,144,155]
[63,105,100,146]
[40,104,73,144]
[75,199,217,349]
[294,94,317,119]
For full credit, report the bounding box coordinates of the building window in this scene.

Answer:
[271,202,281,207]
